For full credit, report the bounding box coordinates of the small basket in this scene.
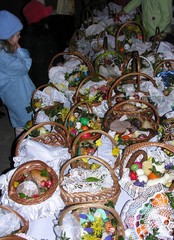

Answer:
[119,142,174,198]
[59,155,120,205]
[104,99,159,145]
[8,160,58,205]
[68,29,86,52]
[107,71,158,108]
[15,122,70,156]
[0,205,28,239]
[31,83,67,124]
[64,101,103,143]
[73,73,109,107]
[57,203,125,239]
[71,129,120,169]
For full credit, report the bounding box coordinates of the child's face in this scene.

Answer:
[8,32,21,46]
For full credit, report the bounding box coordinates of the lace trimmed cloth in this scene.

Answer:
[61,165,113,194]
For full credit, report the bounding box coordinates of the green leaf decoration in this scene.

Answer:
[84,177,100,182]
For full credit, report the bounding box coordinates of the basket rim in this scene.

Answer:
[0,204,29,236]
[59,155,120,205]
[154,58,174,76]
[8,160,58,205]
[15,121,69,156]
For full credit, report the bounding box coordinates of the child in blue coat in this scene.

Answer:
[0,10,36,136]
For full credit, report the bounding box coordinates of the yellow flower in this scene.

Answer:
[95,138,102,147]
[14,181,19,188]
[81,157,88,163]
[158,125,163,133]
[114,134,119,142]
[91,217,103,236]
[112,147,120,157]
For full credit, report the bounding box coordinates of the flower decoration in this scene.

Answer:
[95,138,102,147]
[65,64,89,88]
[76,207,124,240]
[112,147,120,157]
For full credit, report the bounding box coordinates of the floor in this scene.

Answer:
[0,105,16,175]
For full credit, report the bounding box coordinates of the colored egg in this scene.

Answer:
[134,161,142,169]
[80,117,89,126]
[130,163,139,171]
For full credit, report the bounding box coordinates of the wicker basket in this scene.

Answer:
[115,21,145,54]
[64,101,103,143]
[31,83,66,124]
[104,99,159,145]
[8,160,58,205]
[119,142,174,198]
[73,73,109,106]
[15,121,70,156]
[71,129,120,169]
[68,29,86,52]
[154,59,174,77]
[57,203,125,239]
[107,71,158,108]
[0,205,28,239]
[94,50,124,83]
[59,155,120,205]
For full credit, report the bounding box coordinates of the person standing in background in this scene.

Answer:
[0,10,36,137]
[123,0,173,40]
[21,0,57,87]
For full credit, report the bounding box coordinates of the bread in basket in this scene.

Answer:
[104,99,160,145]
[8,160,58,205]
[59,155,120,206]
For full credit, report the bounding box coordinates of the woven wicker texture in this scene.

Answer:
[107,72,158,108]
[120,141,174,178]
[58,203,125,238]
[154,59,174,76]
[104,99,159,144]
[59,155,120,205]
[71,129,120,169]
[115,20,145,54]
[0,205,28,238]
[15,121,70,156]
[8,160,58,205]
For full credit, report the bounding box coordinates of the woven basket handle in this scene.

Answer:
[15,121,69,156]
[154,59,174,77]
[126,149,147,168]
[0,205,29,234]
[59,155,118,185]
[120,141,174,177]
[107,72,158,108]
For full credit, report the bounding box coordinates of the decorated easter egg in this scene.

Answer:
[80,117,89,126]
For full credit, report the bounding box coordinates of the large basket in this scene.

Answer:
[119,142,174,198]
[57,203,125,239]
[107,72,158,108]
[104,99,160,144]
[8,160,58,205]
[73,73,109,106]
[115,21,145,54]
[0,205,28,239]
[31,83,67,124]
[64,101,103,143]
[59,155,120,205]
[71,129,120,169]
[15,122,70,156]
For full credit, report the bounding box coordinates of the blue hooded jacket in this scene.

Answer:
[0,47,36,128]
